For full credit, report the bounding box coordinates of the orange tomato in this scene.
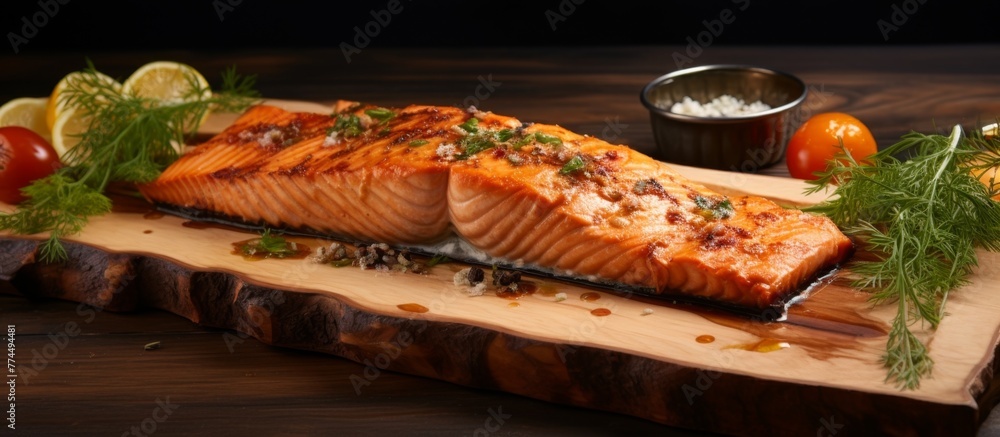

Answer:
[785,112,877,180]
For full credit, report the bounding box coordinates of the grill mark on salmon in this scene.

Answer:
[140,104,854,310]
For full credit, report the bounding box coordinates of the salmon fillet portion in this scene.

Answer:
[447,118,852,309]
[140,103,853,309]
[142,104,462,244]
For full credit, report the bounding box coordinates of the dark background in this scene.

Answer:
[2,0,997,54]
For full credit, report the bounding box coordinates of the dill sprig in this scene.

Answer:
[805,124,1000,389]
[239,228,297,258]
[0,61,259,262]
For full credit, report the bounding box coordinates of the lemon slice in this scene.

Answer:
[0,97,51,141]
[122,61,213,132]
[50,105,92,161]
[46,71,121,132]
[122,61,211,100]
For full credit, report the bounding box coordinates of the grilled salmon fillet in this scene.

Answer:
[140,103,853,309]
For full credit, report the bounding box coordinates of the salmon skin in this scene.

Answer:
[140,103,854,310]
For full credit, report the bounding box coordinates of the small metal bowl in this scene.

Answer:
[640,65,807,172]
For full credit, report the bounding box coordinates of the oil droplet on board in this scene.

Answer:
[726,338,789,353]
[580,292,601,302]
[143,230,153,234]
[496,282,536,300]
[590,308,611,317]
[182,220,249,232]
[182,220,212,230]
[536,283,559,297]
[696,335,715,344]
[397,303,429,313]
[507,302,520,308]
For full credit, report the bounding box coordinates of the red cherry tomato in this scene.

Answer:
[785,112,877,180]
[0,126,62,204]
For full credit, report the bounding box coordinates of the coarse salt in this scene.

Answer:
[670,95,771,117]
[322,131,341,147]
[436,143,458,160]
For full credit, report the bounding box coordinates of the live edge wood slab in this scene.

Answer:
[3,100,1000,436]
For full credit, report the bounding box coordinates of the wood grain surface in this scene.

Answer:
[3,45,1000,436]
[0,206,996,436]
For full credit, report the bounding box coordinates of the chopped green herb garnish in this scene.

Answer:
[408,139,429,147]
[457,135,495,160]
[426,254,450,267]
[365,107,395,123]
[447,126,565,162]
[693,195,734,220]
[458,117,480,133]
[559,155,586,175]
[329,114,363,138]
[240,229,297,258]
[513,136,533,149]
[379,127,391,136]
[534,132,563,145]
[258,229,291,252]
[329,258,354,267]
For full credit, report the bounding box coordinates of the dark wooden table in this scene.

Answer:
[3,45,1000,436]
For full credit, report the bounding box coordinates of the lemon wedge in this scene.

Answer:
[50,105,92,161]
[46,71,121,133]
[0,97,51,141]
[122,61,213,133]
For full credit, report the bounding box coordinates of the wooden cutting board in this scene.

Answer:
[2,100,999,436]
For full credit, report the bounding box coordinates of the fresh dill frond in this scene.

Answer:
[805,125,1000,389]
[0,173,112,262]
[239,228,297,258]
[0,61,260,261]
[260,229,294,254]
